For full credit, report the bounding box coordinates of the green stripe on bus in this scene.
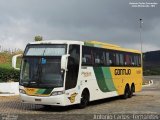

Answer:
[36,89,53,95]
[36,89,46,94]
[93,67,110,92]
[93,67,116,92]
[43,89,53,94]
[102,67,116,91]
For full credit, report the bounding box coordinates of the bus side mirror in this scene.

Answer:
[12,54,22,70]
[61,54,70,71]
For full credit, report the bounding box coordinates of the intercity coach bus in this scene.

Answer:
[12,40,142,108]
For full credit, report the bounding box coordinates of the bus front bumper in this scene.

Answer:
[20,94,66,106]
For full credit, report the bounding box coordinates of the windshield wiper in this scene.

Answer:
[36,59,43,86]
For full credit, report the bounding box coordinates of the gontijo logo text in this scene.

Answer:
[115,69,131,75]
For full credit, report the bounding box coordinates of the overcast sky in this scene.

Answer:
[0,0,160,52]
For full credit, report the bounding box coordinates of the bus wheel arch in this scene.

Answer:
[78,88,90,109]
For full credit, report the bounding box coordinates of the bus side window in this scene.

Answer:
[125,54,131,66]
[82,46,93,66]
[93,48,100,65]
[131,55,135,66]
[106,52,110,66]
[94,49,105,66]
[138,55,141,66]
[134,55,139,66]
[110,52,116,66]
[119,53,124,66]
[134,56,136,66]
[95,58,100,64]
[116,53,120,66]
[101,51,106,66]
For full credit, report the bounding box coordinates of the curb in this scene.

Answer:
[142,80,153,87]
[0,92,19,96]
[0,94,18,96]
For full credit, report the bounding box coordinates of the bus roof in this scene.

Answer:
[84,40,141,54]
[28,40,141,54]
[29,40,84,45]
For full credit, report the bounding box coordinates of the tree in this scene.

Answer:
[34,36,43,41]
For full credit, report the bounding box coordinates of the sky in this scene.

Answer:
[0,0,160,52]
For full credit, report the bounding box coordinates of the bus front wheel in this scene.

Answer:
[78,90,89,109]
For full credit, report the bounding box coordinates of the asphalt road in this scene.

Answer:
[0,76,160,120]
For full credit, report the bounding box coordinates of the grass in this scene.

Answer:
[0,64,11,69]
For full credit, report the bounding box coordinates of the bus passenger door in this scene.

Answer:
[65,44,80,103]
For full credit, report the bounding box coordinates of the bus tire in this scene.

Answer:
[129,84,135,98]
[78,89,89,109]
[123,85,130,99]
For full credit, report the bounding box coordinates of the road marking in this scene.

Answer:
[143,80,153,87]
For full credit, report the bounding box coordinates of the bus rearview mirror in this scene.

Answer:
[61,54,70,71]
[12,54,22,70]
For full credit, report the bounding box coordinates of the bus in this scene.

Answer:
[12,40,142,108]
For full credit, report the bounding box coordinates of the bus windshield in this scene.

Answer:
[20,44,66,88]
[24,44,66,56]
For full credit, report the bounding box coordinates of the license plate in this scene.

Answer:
[35,99,41,102]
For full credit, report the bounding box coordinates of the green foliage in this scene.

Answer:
[34,35,43,41]
[0,51,22,82]
[0,67,20,82]
[0,64,11,69]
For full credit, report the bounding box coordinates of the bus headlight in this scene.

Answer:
[19,89,26,94]
[51,91,64,96]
